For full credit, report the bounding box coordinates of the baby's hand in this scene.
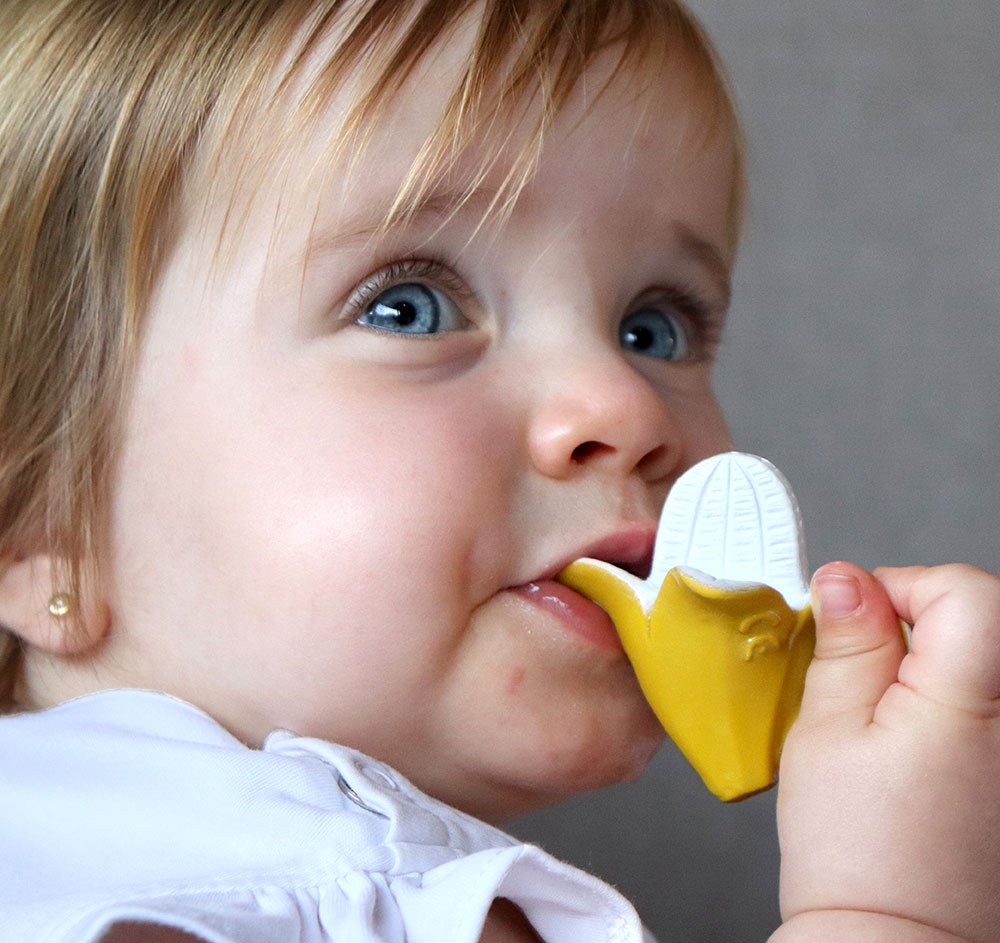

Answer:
[773,562,1000,943]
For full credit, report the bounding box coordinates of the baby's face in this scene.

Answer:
[104,39,735,819]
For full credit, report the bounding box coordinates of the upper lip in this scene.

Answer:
[532,527,657,583]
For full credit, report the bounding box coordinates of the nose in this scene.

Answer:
[526,353,684,484]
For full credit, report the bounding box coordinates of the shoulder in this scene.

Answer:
[66,893,317,943]
[98,925,210,943]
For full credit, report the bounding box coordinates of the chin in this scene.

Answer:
[539,724,664,795]
[395,662,667,821]
[456,716,665,823]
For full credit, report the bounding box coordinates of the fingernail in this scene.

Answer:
[814,573,862,618]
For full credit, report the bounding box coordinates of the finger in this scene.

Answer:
[870,565,929,626]
[875,564,1000,713]
[799,561,907,725]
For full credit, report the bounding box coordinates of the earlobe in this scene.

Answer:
[0,554,109,656]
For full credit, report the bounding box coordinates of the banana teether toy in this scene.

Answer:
[559,452,815,801]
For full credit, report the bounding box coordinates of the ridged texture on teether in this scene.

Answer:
[559,452,815,802]
[652,452,810,611]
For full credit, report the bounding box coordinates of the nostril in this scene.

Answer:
[570,440,612,463]
[636,444,670,477]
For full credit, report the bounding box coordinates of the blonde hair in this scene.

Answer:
[0,0,744,704]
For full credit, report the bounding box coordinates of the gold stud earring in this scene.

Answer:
[47,593,72,618]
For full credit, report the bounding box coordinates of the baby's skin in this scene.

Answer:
[774,561,1000,942]
[3,3,997,938]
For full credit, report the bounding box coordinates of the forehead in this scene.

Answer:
[183,2,739,263]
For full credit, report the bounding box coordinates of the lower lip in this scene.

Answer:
[510,580,624,652]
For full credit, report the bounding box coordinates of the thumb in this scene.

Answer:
[799,561,907,724]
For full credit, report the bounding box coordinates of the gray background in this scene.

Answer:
[511,3,999,941]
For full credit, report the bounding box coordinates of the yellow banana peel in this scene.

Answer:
[559,452,816,802]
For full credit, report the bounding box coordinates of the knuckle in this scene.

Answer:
[916,563,998,596]
[913,564,1000,632]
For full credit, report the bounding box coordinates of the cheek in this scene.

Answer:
[671,378,730,456]
[226,377,520,621]
[691,399,731,455]
[113,355,512,630]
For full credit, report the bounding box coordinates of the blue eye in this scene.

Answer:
[619,308,689,361]
[357,282,464,335]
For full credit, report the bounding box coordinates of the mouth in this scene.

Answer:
[507,528,656,653]
[510,580,623,652]
[538,528,657,583]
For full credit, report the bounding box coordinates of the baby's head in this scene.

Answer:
[0,0,743,819]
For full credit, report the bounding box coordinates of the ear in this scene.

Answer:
[0,554,109,656]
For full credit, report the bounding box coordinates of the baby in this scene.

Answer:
[0,1,997,941]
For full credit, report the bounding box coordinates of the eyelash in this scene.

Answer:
[341,258,724,359]
[342,258,472,326]
[639,283,725,363]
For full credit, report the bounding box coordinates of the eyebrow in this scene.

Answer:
[673,222,732,309]
[305,191,733,308]
[307,188,494,259]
